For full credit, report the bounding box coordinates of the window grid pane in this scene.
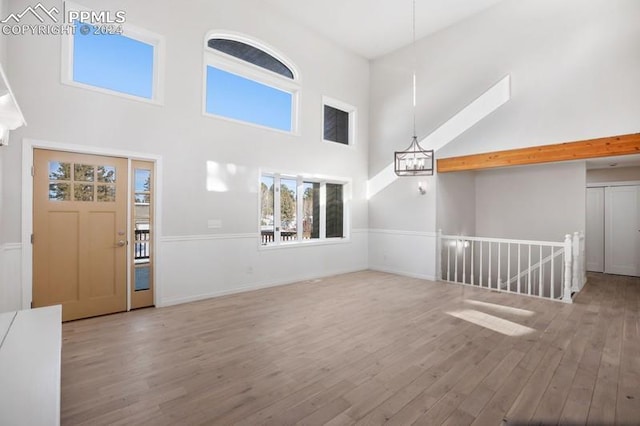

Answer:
[303,182,320,240]
[260,176,275,245]
[326,183,344,238]
[280,178,297,241]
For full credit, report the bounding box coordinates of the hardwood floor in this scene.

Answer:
[61,271,640,425]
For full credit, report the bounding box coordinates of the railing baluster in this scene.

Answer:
[517,244,521,294]
[471,241,475,286]
[479,242,483,288]
[528,245,532,296]
[447,243,451,282]
[551,246,555,300]
[463,240,468,284]
[539,245,543,297]
[507,243,511,293]
[488,242,492,289]
[437,229,443,281]
[497,243,502,290]
[454,240,459,283]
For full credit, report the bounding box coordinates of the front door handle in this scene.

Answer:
[116,240,126,247]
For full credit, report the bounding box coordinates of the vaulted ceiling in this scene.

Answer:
[263,0,505,59]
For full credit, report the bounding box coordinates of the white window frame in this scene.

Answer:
[258,170,351,249]
[203,31,300,135]
[60,1,165,105]
[322,96,356,147]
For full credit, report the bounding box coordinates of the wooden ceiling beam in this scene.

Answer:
[437,133,640,173]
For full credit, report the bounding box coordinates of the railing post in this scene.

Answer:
[436,229,442,281]
[572,231,580,293]
[562,234,573,303]
[580,231,587,288]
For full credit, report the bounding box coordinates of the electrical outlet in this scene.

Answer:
[207,219,222,229]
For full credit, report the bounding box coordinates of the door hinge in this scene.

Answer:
[30,234,34,244]
[31,166,34,177]
[30,301,33,309]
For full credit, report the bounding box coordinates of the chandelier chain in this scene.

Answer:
[412,0,417,138]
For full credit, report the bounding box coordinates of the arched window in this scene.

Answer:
[207,38,294,79]
[203,32,299,133]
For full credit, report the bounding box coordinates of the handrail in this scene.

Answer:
[440,234,564,247]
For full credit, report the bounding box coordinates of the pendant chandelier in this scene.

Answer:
[394,0,434,176]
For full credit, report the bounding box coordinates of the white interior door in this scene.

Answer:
[605,185,640,276]
[586,187,605,272]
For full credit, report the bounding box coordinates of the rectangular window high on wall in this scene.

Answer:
[260,173,348,246]
[205,66,293,132]
[204,33,298,133]
[61,10,164,103]
[323,97,356,146]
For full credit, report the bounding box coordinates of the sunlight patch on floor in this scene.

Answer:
[447,309,535,337]
[464,299,535,317]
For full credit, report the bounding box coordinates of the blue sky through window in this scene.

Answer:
[135,169,151,192]
[206,66,292,132]
[73,21,154,99]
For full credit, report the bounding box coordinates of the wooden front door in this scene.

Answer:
[33,149,128,321]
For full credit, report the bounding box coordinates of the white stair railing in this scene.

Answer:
[437,231,584,303]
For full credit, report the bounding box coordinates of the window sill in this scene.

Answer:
[203,111,298,136]
[61,79,163,106]
[258,237,350,251]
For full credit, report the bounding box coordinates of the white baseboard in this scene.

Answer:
[0,243,23,313]
[160,265,368,307]
[369,265,436,282]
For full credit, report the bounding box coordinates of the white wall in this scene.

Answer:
[475,162,586,241]
[368,0,638,277]
[436,171,476,236]
[435,0,640,158]
[1,0,370,310]
[0,0,7,63]
[587,166,640,183]
[0,0,11,309]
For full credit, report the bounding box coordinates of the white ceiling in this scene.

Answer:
[263,0,505,59]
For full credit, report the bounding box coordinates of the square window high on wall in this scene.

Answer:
[61,4,164,104]
[323,96,356,146]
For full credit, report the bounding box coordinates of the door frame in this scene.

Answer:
[21,138,163,312]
